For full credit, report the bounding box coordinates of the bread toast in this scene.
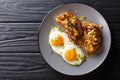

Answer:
[56,11,83,47]
[82,21,101,54]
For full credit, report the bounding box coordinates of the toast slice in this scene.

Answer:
[56,11,83,47]
[82,21,101,54]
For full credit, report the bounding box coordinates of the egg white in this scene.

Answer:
[49,27,69,55]
[49,27,85,66]
[62,43,84,66]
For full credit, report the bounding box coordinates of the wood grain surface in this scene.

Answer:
[0,0,119,22]
[0,23,39,53]
[0,23,119,80]
[0,0,119,80]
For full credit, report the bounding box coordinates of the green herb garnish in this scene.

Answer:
[73,48,76,51]
[77,54,81,58]
[51,26,55,29]
[79,16,85,21]
[76,58,79,61]
[55,39,58,43]
[50,49,52,54]
[73,28,78,36]
[60,52,62,56]
[56,25,63,32]
[81,57,84,60]
[48,41,50,45]
[48,41,52,54]
[48,31,50,34]
[61,43,64,49]
[91,32,95,35]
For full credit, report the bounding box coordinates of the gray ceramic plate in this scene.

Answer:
[39,3,111,76]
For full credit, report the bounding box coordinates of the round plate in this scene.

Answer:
[39,3,111,76]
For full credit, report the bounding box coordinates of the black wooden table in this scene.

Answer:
[0,0,120,80]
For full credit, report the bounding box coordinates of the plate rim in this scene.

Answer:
[38,3,111,76]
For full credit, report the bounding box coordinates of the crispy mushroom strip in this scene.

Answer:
[56,11,83,47]
[82,21,101,54]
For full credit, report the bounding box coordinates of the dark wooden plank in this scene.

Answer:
[0,52,57,79]
[0,49,119,80]
[0,0,96,22]
[0,0,119,80]
[93,0,120,23]
[0,0,119,22]
[0,22,119,53]
[0,23,119,80]
[0,23,40,53]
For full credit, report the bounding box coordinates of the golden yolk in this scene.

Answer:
[51,35,63,46]
[64,49,77,61]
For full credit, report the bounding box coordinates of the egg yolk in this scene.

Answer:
[64,49,77,61]
[51,35,63,46]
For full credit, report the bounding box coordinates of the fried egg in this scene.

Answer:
[49,27,69,55]
[62,43,84,66]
